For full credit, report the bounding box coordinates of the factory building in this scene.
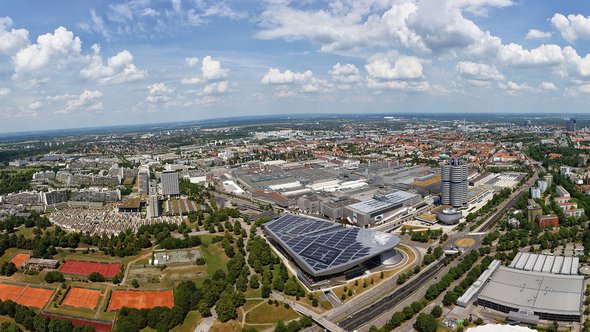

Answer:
[343,190,421,227]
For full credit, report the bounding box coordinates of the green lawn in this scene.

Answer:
[200,243,228,275]
[169,310,202,332]
[245,302,299,325]
[243,288,261,299]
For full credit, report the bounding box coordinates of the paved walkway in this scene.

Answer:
[271,292,344,332]
[194,309,217,332]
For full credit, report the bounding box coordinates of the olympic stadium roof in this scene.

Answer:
[264,215,400,277]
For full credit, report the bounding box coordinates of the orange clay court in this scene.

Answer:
[0,283,54,309]
[62,287,101,310]
[108,290,174,311]
[10,253,30,269]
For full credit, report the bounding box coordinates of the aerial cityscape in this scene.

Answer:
[2,1,590,332]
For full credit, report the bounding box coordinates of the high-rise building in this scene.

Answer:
[441,157,468,208]
[138,170,150,195]
[527,199,542,224]
[530,187,541,199]
[567,118,577,132]
[161,171,180,197]
[147,195,161,218]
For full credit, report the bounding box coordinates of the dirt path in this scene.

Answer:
[121,251,152,285]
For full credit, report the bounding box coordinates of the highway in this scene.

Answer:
[337,256,450,331]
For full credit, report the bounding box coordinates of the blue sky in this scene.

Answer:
[1,0,590,132]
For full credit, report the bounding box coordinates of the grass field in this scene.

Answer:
[245,302,299,325]
[243,288,261,299]
[333,244,416,303]
[169,311,202,332]
[127,264,207,289]
[200,242,228,275]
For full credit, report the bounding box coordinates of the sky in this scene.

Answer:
[1,0,590,132]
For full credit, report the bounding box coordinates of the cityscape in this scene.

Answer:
[2,1,590,332]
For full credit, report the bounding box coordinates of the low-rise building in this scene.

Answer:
[536,214,558,228]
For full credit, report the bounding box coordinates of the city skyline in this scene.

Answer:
[1,1,590,132]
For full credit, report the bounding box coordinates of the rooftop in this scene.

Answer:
[264,215,399,277]
[345,190,419,214]
[478,266,583,317]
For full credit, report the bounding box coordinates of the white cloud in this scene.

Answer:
[498,43,564,67]
[145,82,174,103]
[525,29,551,40]
[13,26,81,77]
[0,88,10,98]
[329,63,361,83]
[551,13,590,43]
[456,61,504,81]
[261,68,313,85]
[56,90,103,114]
[27,101,43,110]
[498,80,534,92]
[201,56,228,81]
[185,57,199,67]
[202,81,229,95]
[365,57,424,81]
[366,79,430,91]
[539,82,558,90]
[0,17,29,55]
[181,77,202,85]
[80,44,146,85]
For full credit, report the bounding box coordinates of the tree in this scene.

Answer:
[414,313,438,332]
[88,272,105,282]
[261,285,271,298]
[44,271,64,283]
[431,305,442,318]
[131,279,140,288]
[249,275,260,289]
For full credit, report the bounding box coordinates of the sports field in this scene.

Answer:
[10,253,30,269]
[60,261,121,278]
[0,283,54,308]
[107,289,174,311]
[62,287,101,310]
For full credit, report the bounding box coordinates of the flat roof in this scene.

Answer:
[264,215,399,277]
[478,266,583,316]
[345,190,419,214]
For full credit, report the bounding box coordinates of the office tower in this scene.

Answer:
[138,170,150,195]
[161,171,180,197]
[567,118,577,132]
[147,195,161,218]
[441,157,468,208]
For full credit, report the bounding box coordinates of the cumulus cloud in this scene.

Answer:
[365,57,424,81]
[56,90,103,114]
[498,81,538,94]
[498,43,564,67]
[329,63,361,84]
[456,61,504,82]
[0,17,29,55]
[202,81,229,95]
[525,29,551,40]
[539,82,558,90]
[261,68,313,85]
[13,26,81,77]
[201,56,228,81]
[551,13,590,43]
[80,44,146,85]
[145,82,174,103]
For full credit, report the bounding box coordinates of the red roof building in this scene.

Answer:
[536,214,558,228]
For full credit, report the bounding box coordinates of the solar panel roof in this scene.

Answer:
[264,215,400,277]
